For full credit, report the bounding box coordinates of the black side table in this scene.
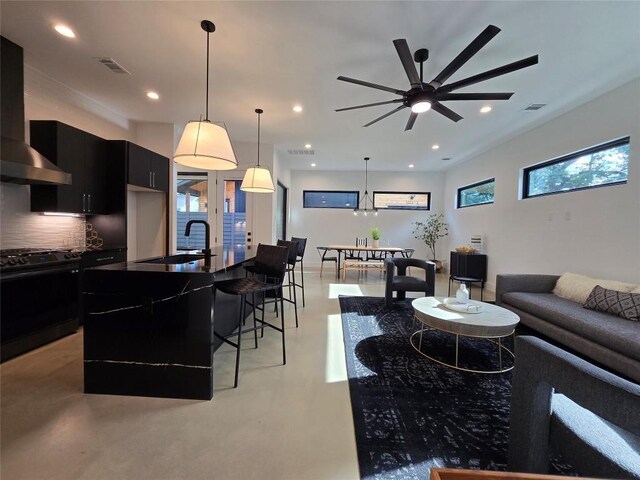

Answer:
[448,252,487,300]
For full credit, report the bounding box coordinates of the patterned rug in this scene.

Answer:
[339,296,514,480]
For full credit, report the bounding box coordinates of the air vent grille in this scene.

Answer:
[524,103,546,111]
[441,157,452,161]
[287,149,315,155]
[95,57,131,75]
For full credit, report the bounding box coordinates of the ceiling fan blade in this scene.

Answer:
[393,39,421,87]
[337,76,405,95]
[363,105,407,127]
[437,92,514,101]
[429,25,501,88]
[335,99,403,112]
[440,55,539,93]
[405,112,418,131]
[431,102,463,123]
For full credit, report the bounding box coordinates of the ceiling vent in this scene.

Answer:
[287,149,315,155]
[441,157,452,161]
[95,57,131,75]
[524,103,546,111]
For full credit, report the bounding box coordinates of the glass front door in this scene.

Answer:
[176,172,209,251]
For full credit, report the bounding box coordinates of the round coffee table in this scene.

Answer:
[410,296,520,374]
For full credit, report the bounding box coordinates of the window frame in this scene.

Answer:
[522,136,630,199]
[456,178,495,209]
[302,190,360,209]
[372,191,431,211]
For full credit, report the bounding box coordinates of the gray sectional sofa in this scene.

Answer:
[496,274,640,383]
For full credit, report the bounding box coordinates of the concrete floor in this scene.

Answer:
[1,268,492,480]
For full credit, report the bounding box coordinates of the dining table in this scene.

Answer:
[322,244,408,275]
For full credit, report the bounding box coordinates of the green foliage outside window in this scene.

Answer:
[526,141,629,197]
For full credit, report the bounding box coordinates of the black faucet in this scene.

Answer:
[185,220,212,257]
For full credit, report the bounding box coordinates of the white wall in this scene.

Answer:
[289,170,446,265]
[444,79,640,288]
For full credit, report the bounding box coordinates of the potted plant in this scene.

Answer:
[370,227,381,248]
[412,213,449,272]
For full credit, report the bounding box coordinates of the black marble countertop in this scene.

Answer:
[88,245,253,274]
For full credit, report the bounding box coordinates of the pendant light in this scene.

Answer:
[241,108,275,193]
[174,20,237,170]
[353,157,378,216]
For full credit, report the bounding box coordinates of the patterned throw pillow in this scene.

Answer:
[584,285,640,322]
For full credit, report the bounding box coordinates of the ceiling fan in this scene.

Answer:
[335,25,539,131]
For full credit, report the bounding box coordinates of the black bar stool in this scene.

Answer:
[290,236,307,307]
[277,240,300,327]
[213,244,289,388]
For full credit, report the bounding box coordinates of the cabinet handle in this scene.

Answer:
[152,172,156,188]
[87,194,91,212]
[96,256,114,262]
[82,193,86,212]
[149,171,152,187]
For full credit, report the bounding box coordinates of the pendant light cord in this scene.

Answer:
[205,29,210,121]
[257,111,261,166]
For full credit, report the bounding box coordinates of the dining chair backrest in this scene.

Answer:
[254,244,289,283]
[291,237,307,258]
[355,237,367,247]
[277,239,299,266]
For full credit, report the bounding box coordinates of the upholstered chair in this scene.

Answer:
[384,258,435,308]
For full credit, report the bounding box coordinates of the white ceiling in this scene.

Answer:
[1,1,639,172]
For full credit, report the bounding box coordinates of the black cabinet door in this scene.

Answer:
[127,143,151,188]
[30,121,84,213]
[83,132,108,214]
[149,152,169,192]
[449,252,487,281]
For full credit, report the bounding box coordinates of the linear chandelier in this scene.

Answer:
[353,157,378,216]
[174,20,238,170]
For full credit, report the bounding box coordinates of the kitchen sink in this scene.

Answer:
[137,254,211,265]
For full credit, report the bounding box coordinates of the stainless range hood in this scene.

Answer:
[0,36,71,185]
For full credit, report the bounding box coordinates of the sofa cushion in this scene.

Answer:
[585,286,640,322]
[553,272,638,304]
[502,292,640,361]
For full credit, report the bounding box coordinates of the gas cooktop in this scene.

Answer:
[0,248,81,272]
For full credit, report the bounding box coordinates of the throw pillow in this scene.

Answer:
[584,285,640,322]
[553,272,637,304]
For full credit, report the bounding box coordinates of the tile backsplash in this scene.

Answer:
[0,183,85,249]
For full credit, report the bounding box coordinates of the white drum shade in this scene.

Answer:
[241,165,275,193]
[174,120,238,170]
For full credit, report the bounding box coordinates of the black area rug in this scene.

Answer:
[339,296,514,480]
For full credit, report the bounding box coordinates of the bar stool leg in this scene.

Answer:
[234,294,246,388]
[252,292,258,349]
[299,259,305,307]
[279,291,286,365]
[291,267,299,328]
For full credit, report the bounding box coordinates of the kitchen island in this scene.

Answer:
[82,246,252,400]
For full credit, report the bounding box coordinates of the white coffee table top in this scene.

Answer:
[412,296,519,338]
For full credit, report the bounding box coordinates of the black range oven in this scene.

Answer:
[1,248,82,362]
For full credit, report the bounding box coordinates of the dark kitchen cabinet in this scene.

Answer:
[126,142,169,192]
[30,121,108,214]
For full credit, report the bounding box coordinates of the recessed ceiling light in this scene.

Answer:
[146,91,160,100]
[304,143,312,149]
[432,144,440,150]
[480,105,492,113]
[54,24,76,38]
[310,163,316,167]
[408,164,414,168]
[293,105,303,113]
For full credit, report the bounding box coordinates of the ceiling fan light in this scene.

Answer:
[411,101,432,113]
[241,165,275,193]
[174,120,238,170]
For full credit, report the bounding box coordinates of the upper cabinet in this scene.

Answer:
[125,142,169,192]
[30,121,108,214]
